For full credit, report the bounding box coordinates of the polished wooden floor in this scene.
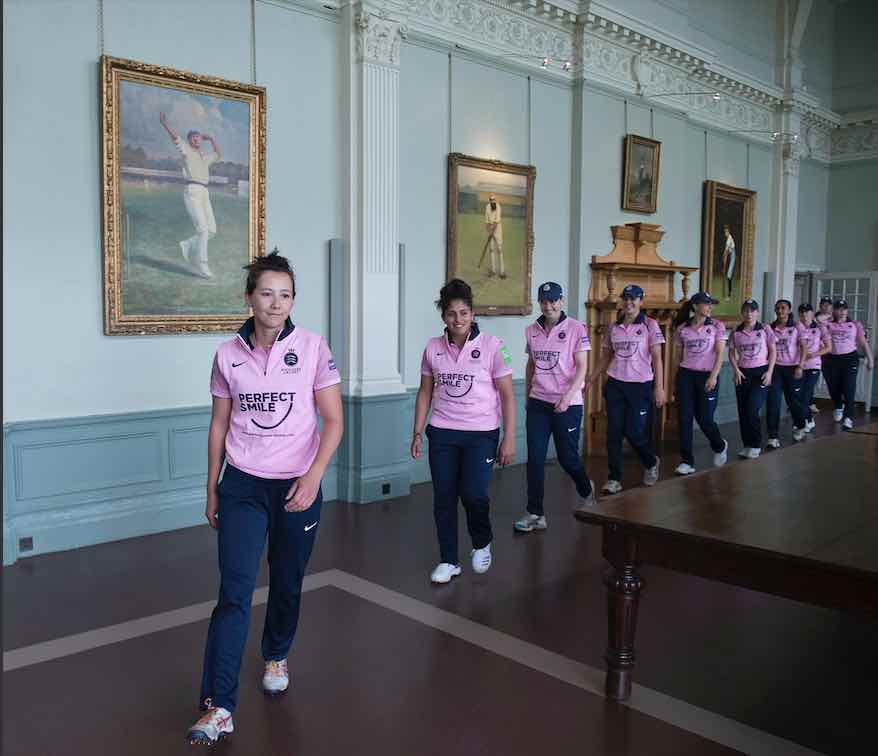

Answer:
[3,406,876,755]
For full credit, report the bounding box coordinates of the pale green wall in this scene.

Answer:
[797,159,831,271]
[827,161,878,271]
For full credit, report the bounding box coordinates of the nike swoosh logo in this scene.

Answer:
[486,458,495,464]
[232,361,247,368]
[639,410,647,415]
[567,427,577,432]
[304,522,318,532]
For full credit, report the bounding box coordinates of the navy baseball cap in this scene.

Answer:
[621,284,644,300]
[741,298,760,311]
[691,291,719,305]
[819,296,833,305]
[538,282,563,301]
[833,298,848,309]
[798,302,814,313]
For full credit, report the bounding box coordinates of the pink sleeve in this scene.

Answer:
[856,321,866,341]
[314,339,342,390]
[648,320,666,346]
[420,348,433,376]
[716,323,728,341]
[764,327,777,346]
[574,322,591,352]
[820,325,831,345]
[492,341,513,378]
[601,329,613,351]
[524,327,531,354]
[210,354,232,398]
[673,328,682,346]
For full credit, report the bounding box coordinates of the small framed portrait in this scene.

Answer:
[700,180,757,320]
[100,55,266,335]
[622,134,661,214]
[446,153,536,316]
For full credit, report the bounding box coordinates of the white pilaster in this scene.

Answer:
[341,2,407,397]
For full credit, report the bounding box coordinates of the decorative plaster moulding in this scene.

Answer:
[277,0,874,162]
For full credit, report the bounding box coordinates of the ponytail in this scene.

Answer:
[672,299,695,330]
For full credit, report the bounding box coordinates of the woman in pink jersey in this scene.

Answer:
[823,298,874,429]
[585,284,665,495]
[514,281,596,533]
[797,303,831,433]
[728,299,775,459]
[187,252,343,745]
[765,299,807,448]
[816,296,833,326]
[412,279,516,584]
[669,292,729,475]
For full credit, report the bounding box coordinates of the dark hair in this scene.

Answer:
[774,299,794,327]
[672,299,695,330]
[436,279,474,314]
[798,303,813,313]
[186,130,200,143]
[243,249,296,296]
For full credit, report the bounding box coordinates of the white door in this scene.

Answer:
[811,272,877,411]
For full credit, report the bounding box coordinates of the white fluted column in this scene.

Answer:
[340,2,407,397]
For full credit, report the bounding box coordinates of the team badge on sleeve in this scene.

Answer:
[328,359,337,371]
[500,345,512,366]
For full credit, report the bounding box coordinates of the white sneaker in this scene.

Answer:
[805,419,815,433]
[262,659,289,695]
[195,260,213,279]
[471,544,492,574]
[843,417,854,430]
[179,240,192,263]
[738,446,751,459]
[602,479,623,495]
[430,563,461,584]
[792,427,806,442]
[713,440,728,467]
[747,447,762,459]
[643,459,660,486]
[514,513,547,532]
[833,409,843,422]
[767,438,781,449]
[674,462,696,475]
[573,480,598,513]
[187,703,234,745]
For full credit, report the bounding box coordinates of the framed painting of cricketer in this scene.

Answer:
[622,134,661,213]
[100,55,266,335]
[700,180,757,321]
[447,153,536,316]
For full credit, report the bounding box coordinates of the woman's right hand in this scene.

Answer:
[206,487,219,529]
[411,433,422,460]
[733,369,744,386]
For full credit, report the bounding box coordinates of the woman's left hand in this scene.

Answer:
[498,437,515,467]
[285,469,321,512]
[654,385,666,408]
[705,375,718,393]
[554,393,573,413]
[794,366,803,379]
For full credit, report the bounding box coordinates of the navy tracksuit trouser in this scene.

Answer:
[766,364,806,437]
[603,377,656,483]
[800,368,821,422]
[675,367,725,467]
[426,424,499,566]
[823,351,859,419]
[525,398,593,517]
[735,365,769,448]
[200,464,322,713]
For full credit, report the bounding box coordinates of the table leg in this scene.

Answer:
[603,527,642,701]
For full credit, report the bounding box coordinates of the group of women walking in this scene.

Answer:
[186,255,873,745]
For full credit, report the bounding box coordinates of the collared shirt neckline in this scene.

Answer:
[686,315,715,329]
[736,321,764,333]
[616,311,647,326]
[536,311,567,333]
[236,316,295,351]
[445,322,481,346]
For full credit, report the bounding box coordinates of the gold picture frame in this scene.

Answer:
[700,180,757,321]
[622,134,661,214]
[447,153,536,316]
[101,55,266,335]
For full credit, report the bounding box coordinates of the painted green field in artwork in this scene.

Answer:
[120,185,250,316]
[708,271,745,319]
[454,212,526,307]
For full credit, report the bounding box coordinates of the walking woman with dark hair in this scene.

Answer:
[187,252,343,745]
[669,292,728,475]
[823,298,874,429]
[728,299,776,459]
[797,303,831,433]
[766,299,807,448]
[411,279,516,583]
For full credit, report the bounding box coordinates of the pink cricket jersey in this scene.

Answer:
[772,323,803,366]
[604,313,665,383]
[673,318,727,372]
[825,319,865,355]
[421,324,512,431]
[730,323,775,368]
[210,318,341,479]
[798,322,829,370]
[525,314,590,405]
[816,312,832,326]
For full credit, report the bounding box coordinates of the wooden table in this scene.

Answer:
[574,432,878,701]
